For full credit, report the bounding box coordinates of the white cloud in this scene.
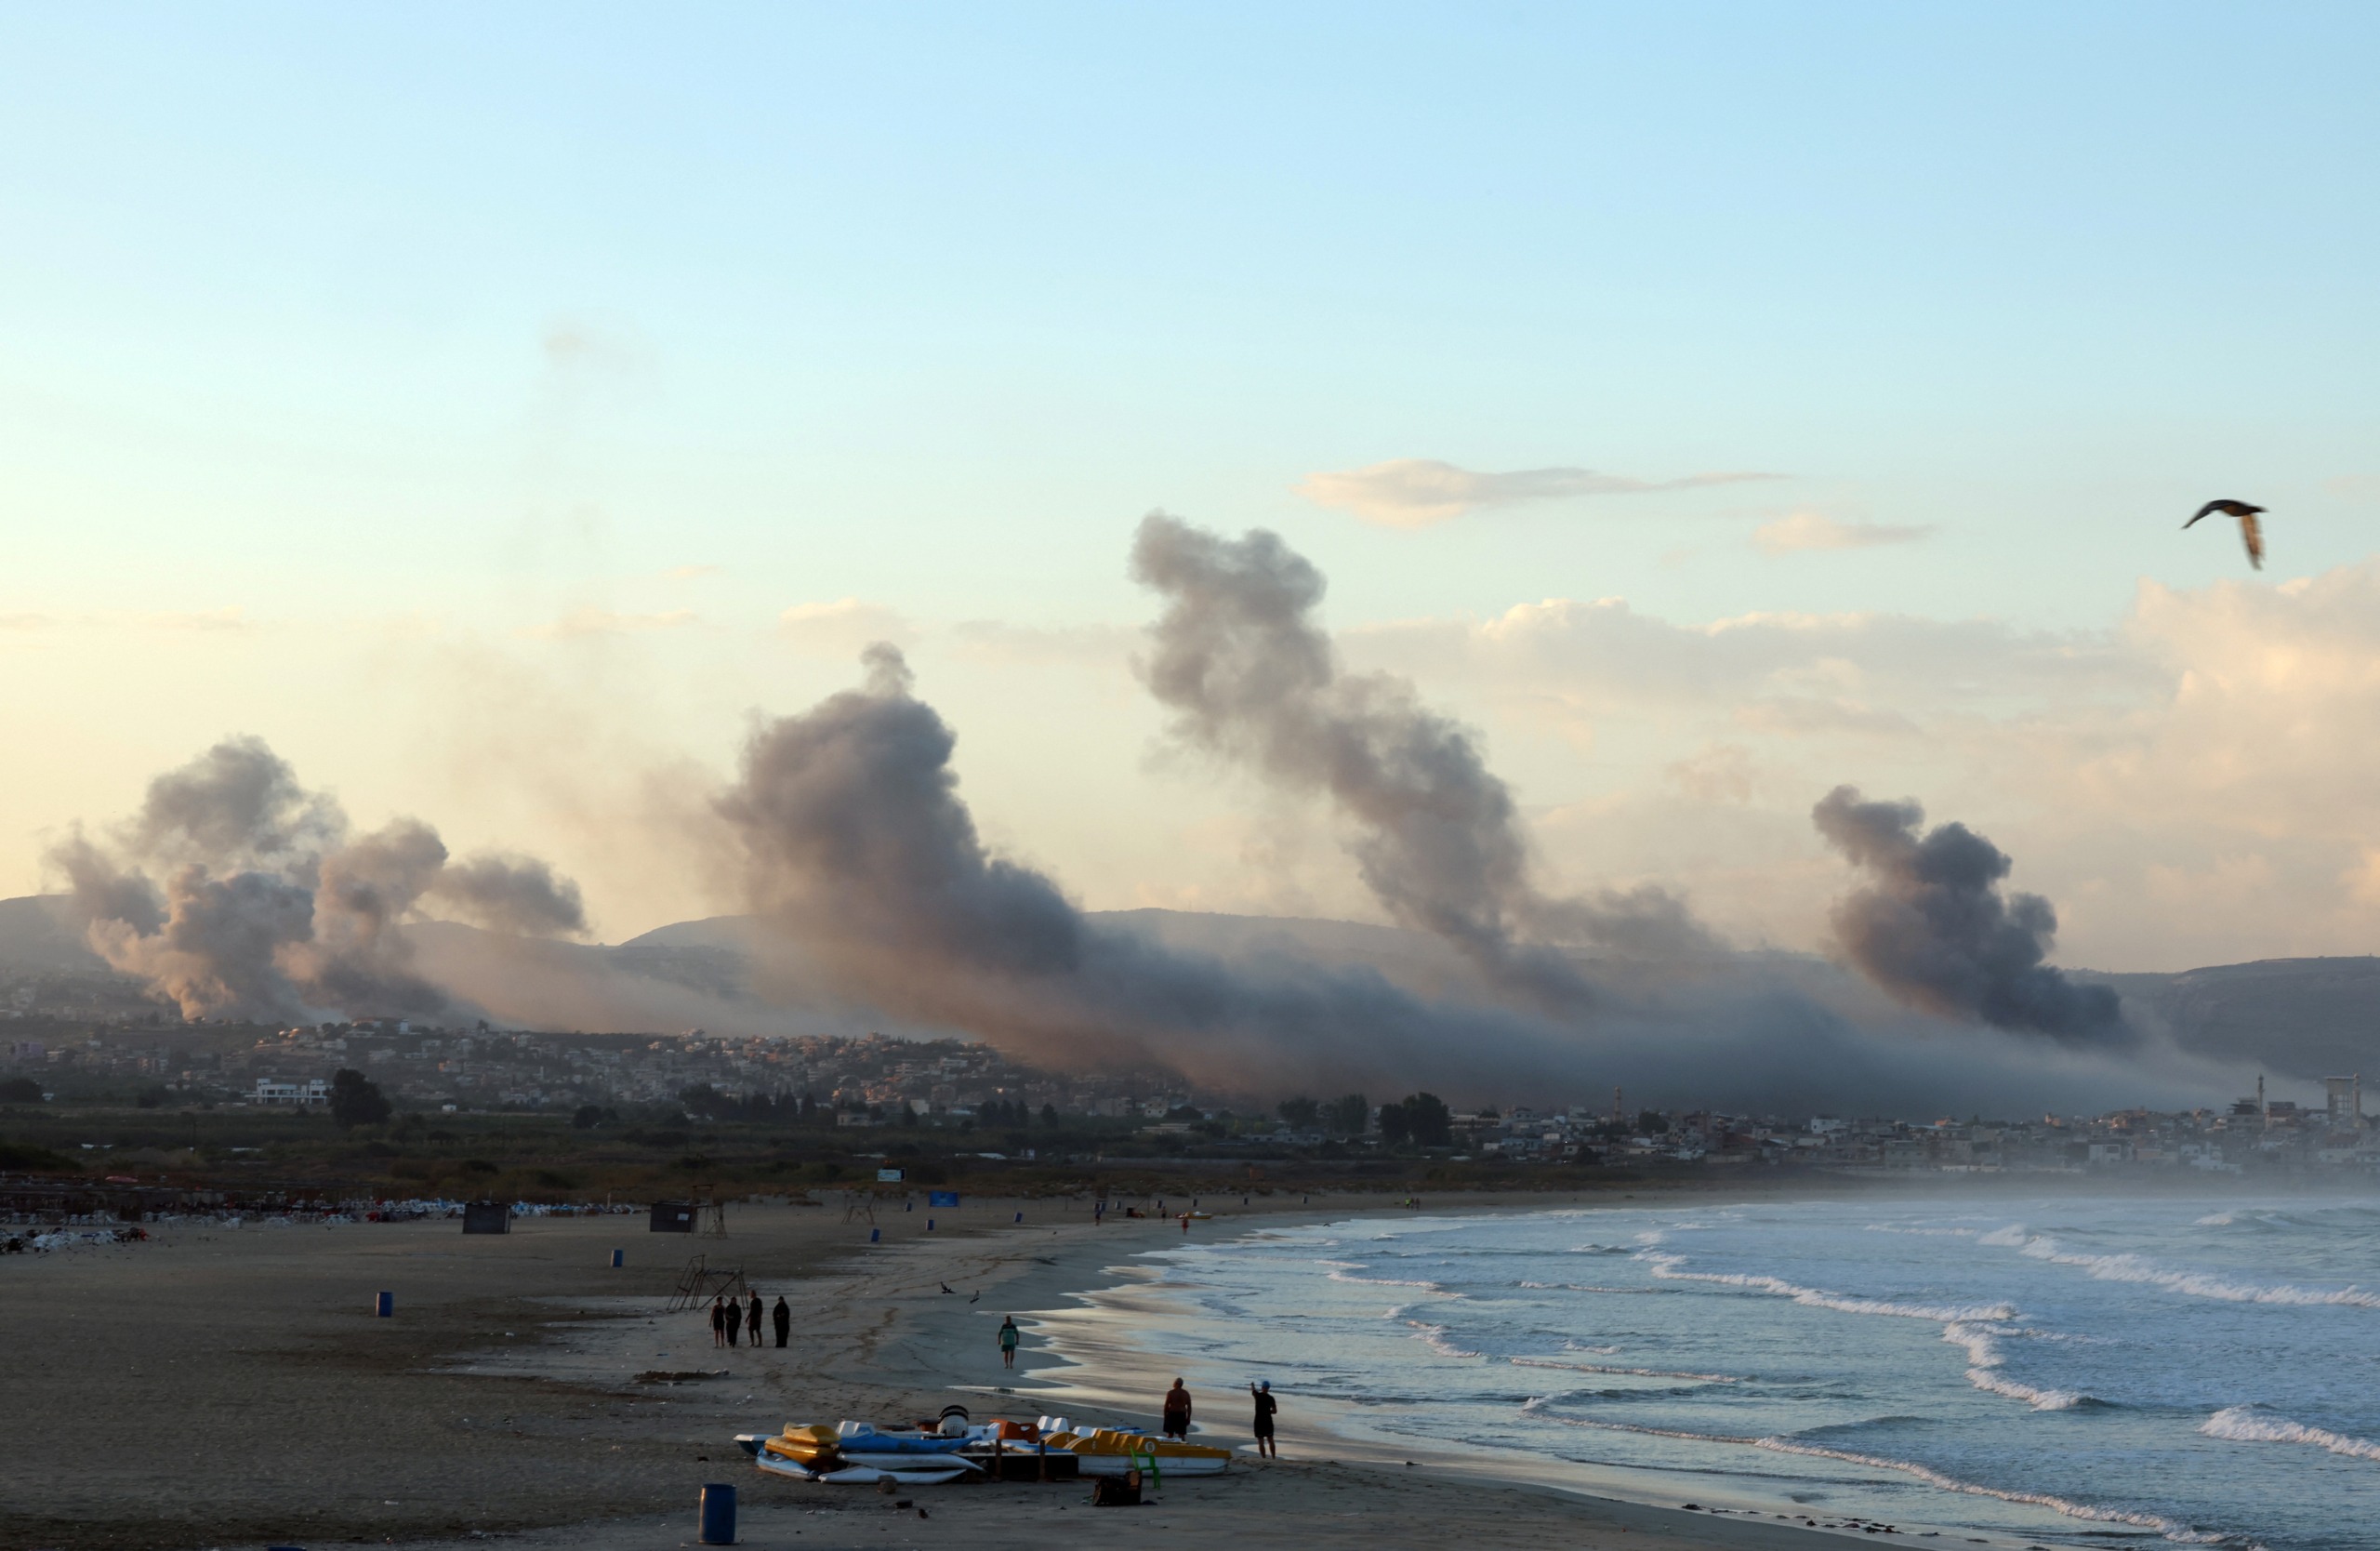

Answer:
[1333,559,2380,969]
[776,598,915,656]
[1663,743,1756,804]
[531,606,696,640]
[1752,510,1935,553]
[947,619,1134,667]
[1294,457,1780,529]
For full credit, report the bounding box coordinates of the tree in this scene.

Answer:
[328,1068,392,1129]
[1402,1093,1452,1147]
[1276,1095,1320,1130]
[0,1076,44,1104]
[1041,1103,1058,1126]
[1326,1093,1369,1136]
[1636,1109,1669,1135]
[571,1104,605,1130]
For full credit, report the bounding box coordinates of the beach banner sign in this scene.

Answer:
[930,1190,961,1207]
[877,1167,906,1183]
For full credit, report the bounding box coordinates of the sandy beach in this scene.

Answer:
[4,1189,1906,1551]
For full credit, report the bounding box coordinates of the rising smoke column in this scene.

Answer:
[713,644,1597,1093]
[1128,513,1709,1013]
[51,736,589,1022]
[1811,785,2125,1041]
[707,646,2189,1109]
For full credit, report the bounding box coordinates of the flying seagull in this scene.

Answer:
[2185,499,2265,569]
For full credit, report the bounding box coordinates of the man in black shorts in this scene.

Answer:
[1250,1380,1277,1458]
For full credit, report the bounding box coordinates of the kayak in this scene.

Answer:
[1042,1427,1234,1476]
[830,1424,974,1453]
[754,1452,974,1486]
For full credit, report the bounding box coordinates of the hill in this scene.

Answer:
[4,895,2372,1080]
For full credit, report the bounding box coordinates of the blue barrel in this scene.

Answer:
[1013,1211,1023,1224]
[698,1483,736,1544]
[610,1249,624,1268]
[374,1291,393,1318]
[869,1227,880,1242]
[926,1217,935,1231]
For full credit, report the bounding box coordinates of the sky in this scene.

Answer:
[5,3,2379,974]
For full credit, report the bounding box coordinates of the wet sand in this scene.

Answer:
[2,1190,1886,1551]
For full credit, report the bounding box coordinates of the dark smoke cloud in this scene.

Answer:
[715,644,1593,1091]
[131,734,342,869]
[431,855,589,938]
[1812,785,2126,1042]
[49,738,588,1022]
[705,645,2203,1114]
[1128,513,1710,1012]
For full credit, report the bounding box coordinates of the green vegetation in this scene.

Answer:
[0,1138,79,1171]
[0,1089,1649,1201]
[327,1068,391,1130]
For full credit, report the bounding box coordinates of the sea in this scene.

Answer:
[1032,1194,2380,1551]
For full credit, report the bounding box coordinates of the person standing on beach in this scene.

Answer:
[998,1316,1020,1369]
[747,1290,763,1347]
[1161,1378,1193,1440]
[1250,1381,1277,1458]
[773,1294,791,1347]
[709,1295,728,1348]
[723,1293,740,1346]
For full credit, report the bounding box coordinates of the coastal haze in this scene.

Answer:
[5,8,2379,1551]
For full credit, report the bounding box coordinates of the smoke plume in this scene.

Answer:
[703,643,2186,1115]
[50,737,588,1022]
[430,855,589,938]
[715,644,1606,1091]
[1129,513,1709,1012]
[1812,785,2125,1041]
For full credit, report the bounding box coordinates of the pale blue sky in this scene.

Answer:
[5,5,2377,962]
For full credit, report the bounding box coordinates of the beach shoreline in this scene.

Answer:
[3,1184,2021,1551]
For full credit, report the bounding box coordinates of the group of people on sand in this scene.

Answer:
[1157,1375,1279,1457]
[991,1317,1284,1455]
[709,1291,791,1348]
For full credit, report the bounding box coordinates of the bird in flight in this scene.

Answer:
[2185,499,2266,569]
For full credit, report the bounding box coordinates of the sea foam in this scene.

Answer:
[1640,1251,2016,1322]
[2201,1406,2380,1462]
[1527,1410,2236,1543]
[1987,1229,2380,1309]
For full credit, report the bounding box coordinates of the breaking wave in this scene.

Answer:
[1526,1409,2236,1543]
[2201,1406,2380,1462]
[1640,1251,2016,1322]
[1403,1320,1483,1359]
[1513,1356,1742,1384]
[1943,1320,2096,1412]
[1984,1228,2380,1309]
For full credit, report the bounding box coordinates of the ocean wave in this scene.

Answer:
[1990,1229,2380,1309]
[2195,1213,2236,1227]
[1641,1252,2016,1322]
[1865,1225,1981,1238]
[1513,1356,1741,1384]
[1403,1319,1483,1359]
[1944,1320,2096,1412]
[1561,1341,1622,1353]
[1329,1268,1448,1289]
[2201,1406,2380,1462]
[1525,1409,2235,1543]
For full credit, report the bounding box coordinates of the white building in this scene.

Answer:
[253,1078,329,1107]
